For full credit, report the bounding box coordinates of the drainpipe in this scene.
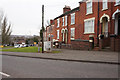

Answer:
[67,15,69,44]
[97,0,100,47]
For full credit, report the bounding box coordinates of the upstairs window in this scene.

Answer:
[102,0,108,10]
[62,17,64,26]
[86,0,92,15]
[57,30,59,39]
[71,13,75,25]
[65,16,67,26]
[57,19,59,28]
[115,0,120,5]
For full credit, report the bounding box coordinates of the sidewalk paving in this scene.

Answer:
[0,49,119,64]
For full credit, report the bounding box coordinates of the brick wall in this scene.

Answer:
[110,35,120,52]
[61,44,71,49]
[71,40,89,50]
[103,38,110,47]
[115,38,120,51]
[61,39,89,50]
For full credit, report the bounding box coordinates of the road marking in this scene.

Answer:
[0,72,10,77]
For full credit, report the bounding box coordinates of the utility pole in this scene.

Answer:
[42,5,44,53]
[97,0,100,47]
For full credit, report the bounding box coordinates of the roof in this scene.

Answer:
[54,7,79,20]
[79,0,87,3]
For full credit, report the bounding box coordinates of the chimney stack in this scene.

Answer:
[50,19,54,25]
[63,5,71,13]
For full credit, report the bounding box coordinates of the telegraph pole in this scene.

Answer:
[42,5,44,53]
[97,0,100,47]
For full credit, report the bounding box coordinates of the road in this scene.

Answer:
[2,55,118,78]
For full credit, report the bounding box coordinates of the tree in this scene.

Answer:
[0,11,12,45]
[25,39,29,44]
[0,10,3,45]
[32,36,39,44]
[25,36,39,44]
[40,27,45,41]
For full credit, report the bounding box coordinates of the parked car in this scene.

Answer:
[22,44,27,47]
[14,45,20,48]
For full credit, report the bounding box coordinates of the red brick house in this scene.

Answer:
[53,6,79,44]
[47,0,120,51]
[45,20,54,41]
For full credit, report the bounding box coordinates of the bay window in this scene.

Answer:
[71,28,75,40]
[84,18,95,34]
[57,30,59,39]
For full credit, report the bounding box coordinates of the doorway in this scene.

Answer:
[118,15,120,35]
[102,17,108,37]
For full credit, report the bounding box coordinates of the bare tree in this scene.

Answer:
[0,11,12,45]
[45,20,50,27]
[0,10,3,45]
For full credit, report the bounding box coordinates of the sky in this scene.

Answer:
[0,0,81,36]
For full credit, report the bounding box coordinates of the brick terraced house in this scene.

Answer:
[46,0,120,51]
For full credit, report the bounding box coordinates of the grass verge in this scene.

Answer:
[1,47,60,53]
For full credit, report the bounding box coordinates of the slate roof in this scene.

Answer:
[54,7,79,20]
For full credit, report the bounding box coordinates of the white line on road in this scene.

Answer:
[0,72,10,77]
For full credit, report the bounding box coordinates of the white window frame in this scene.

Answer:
[102,0,108,11]
[71,13,75,25]
[84,17,95,34]
[62,17,64,26]
[57,30,59,39]
[86,0,93,15]
[70,28,75,40]
[65,16,67,26]
[115,0,120,6]
[57,19,59,28]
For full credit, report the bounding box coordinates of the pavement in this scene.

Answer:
[0,49,119,65]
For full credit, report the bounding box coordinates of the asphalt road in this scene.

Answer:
[2,55,118,78]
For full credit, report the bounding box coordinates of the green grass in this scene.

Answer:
[52,50,61,53]
[1,47,60,53]
[2,47,41,53]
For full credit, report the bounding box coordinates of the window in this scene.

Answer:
[62,17,64,26]
[115,0,120,5]
[57,30,59,39]
[71,13,75,25]
[65,16,67,26]
[71,28,75,40]
[57,19,59,28]
[102,0,108,10]
[86,0,92,14]
[84,18,95,34]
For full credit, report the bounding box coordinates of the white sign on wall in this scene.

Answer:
[44,41,51,51]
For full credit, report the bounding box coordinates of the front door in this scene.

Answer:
[65,31,67,44]
[62,33,65,42]
[118,15,120,35]
[101,17,110,47]
[102,17,108,37]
